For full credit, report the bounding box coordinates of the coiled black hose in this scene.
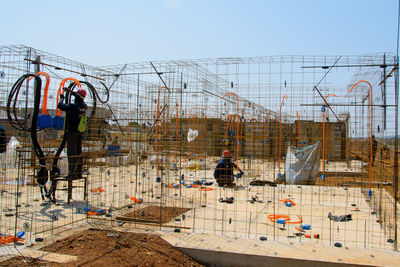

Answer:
[7,74,49,199]
[8,75,105,201]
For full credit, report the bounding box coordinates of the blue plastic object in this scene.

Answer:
[156,177,161,183]
[301,224,311,230]
[321,106,326,113]
[16,231,25,238]
[228,130,234,136]
[368,189,372,197]
[96,209,105,214]
[173,163,176,169]
[185,184,192,188]
[277,173,282,179]
[285,201,293,207]
[277,219,286,224]
[321,174,325,180]
[83,206,91,212]
[52,116,64,130]
[38,114,52,129]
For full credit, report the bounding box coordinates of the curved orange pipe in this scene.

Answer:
[278,198,296,206]
[268,214,303,224]
[349,81,373,190]
[155,86,168,176]
[188,106,203,159]
[322,94,338,177]
[264,115,270,157]
[55,78,82,116]
[30,72,50,115]
[222,92,240,173]
[279,94,288,173]
[296,111,300,148]
[170,101,179,164]
[249,117,257,157]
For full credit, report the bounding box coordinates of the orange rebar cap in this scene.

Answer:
[222,150,233,158]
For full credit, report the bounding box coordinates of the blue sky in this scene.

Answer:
[0,0,398,66]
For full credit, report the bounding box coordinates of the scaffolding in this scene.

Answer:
[0,45,399,263]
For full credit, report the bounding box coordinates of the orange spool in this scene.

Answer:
[278,199,296,206]
[129,197,143,203]
[199,187,213,191]
[0,236,24,245]
[91,188,105,192]
[268,214,303,224]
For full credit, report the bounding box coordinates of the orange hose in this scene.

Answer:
[322,94,338,177]
[350,80,373,191]
[279,94,288,173]
[0,236,24,245]
[278,198,296,206]
[91,188,105,192]
[268,214,302,224]
[129,196,143,203]
[173,101,178,164]
[222,93,240,174]
[296,111,300,148]
[30,72,50,115]
[199,187,213,191]
[250,117,257,157]
[154,86,168,177]
[55,78,82,116]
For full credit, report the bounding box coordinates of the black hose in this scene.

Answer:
[7,74,49,199]
[7,74,35,131]
[96,81,110,104]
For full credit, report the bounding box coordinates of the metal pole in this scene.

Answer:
[393,56,399,251]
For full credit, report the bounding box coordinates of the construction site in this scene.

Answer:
[0,44,400,266]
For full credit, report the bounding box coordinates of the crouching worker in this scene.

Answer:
[214,150,244,187]
[57,88,87,180]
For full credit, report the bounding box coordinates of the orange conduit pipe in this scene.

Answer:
[296,111,300,148]
[29,72,50,115]
[188,106,203,159]
[322,94,338,178]
[154,86,168,177]
[349,81,373,192]
[171,101,178,164]
[201,106,215,157]
[275,118,278,160]
[264,115,270,157]
[250,118,257,158]
[0,235,24,245]
[225,114,242,147]
[55,78,81,116]
[268,214,303,224]
[278,198,296,206]
[222,92,240,173]
[279,94,288,173]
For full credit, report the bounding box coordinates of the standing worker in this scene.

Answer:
[57,88,87,179]
[214,150,244,187]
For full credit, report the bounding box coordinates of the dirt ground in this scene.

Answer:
[121,206,191,224]
[1,229,205,267]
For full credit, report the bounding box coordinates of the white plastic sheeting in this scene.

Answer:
[285,141,321,185]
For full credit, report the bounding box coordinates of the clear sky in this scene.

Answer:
[0,0,398,66]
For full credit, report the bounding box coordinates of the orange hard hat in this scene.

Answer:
[222,150,233,158]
